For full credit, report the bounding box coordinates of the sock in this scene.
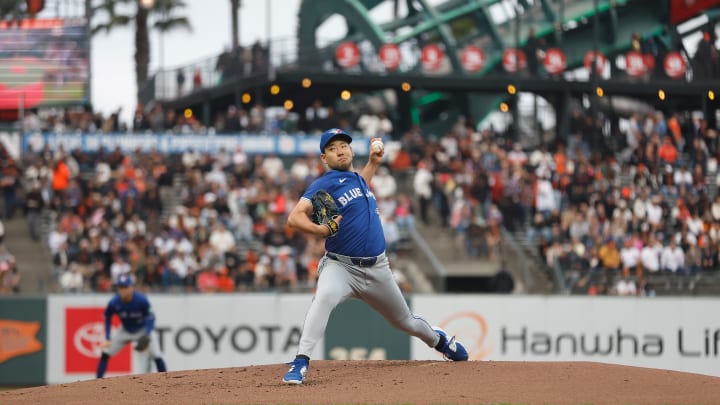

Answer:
[96,354,109,378]
[296,354,310,362]
[155,358,167,372]
[434,333,447,351]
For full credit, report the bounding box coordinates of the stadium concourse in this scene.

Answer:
[2,99,720,296]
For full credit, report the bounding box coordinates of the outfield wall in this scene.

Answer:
[0,295,718,385]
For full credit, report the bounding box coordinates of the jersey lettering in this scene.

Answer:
[338,187,363,206]
[337,187,378,206]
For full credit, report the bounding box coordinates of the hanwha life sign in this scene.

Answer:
[336,41,361,69]
[583,50,607,75]
[460,45,485,73]
[421,44,444,71]
[625,50,647,77]
[664,51,687,79]
[543,48,566,75]
[378,43,401,71]
[502,48,527,73]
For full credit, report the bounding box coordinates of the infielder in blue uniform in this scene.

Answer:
[96,273,167,378]
[282,128,468,384]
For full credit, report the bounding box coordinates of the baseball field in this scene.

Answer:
[1,360,718,404]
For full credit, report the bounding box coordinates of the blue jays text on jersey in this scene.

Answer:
[104,291,156,340]
[303,170,385,258]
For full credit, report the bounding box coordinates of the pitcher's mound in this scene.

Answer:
[2,360,719,404]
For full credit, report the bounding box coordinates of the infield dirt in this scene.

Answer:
[1,360,718,404]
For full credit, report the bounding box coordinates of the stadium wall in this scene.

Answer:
[0,295,718,385]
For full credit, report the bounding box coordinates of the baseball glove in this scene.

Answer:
[311,190,340,238]
[135,334,151,352]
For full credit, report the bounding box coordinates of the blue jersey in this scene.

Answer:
[303,169,385,257]
[104,291,156,340]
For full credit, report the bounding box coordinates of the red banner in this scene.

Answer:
[584,50,607,75]
[460,45,485,73]
[664,51,687,78]
[65,307,131,374]
[378,43,401,71]
[670,0,720,24]
[335,41,361,69]
[421,44,444,71]
[625,51,647,77]
[502,48,527,73]
[543,48,567,75]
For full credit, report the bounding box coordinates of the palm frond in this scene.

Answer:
[153,16,192,33]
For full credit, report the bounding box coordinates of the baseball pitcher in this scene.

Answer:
[282,128,468,385]
[96,273,167,378]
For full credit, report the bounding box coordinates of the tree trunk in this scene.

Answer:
[231,0,239,48]
[135,6,150,91]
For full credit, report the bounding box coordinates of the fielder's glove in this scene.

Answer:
[311,190,340,238]
[135,334,151,352]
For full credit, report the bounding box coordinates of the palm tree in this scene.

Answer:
[230,0,240,48]
[91,0,191,90]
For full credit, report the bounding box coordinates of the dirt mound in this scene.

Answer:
[2,360,718,404]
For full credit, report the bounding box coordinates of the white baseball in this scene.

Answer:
[371,140,384,152]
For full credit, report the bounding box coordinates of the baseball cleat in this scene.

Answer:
[283,357,309,384]
[434,327,469,361]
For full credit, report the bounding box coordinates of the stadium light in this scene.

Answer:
[140,0,154,9]
[241,93,252,104]
[401,82,412,92]
[302,78,312,88]
[340,90,351,100]
[507,84,516,95]
[270,84,280,95]
[658,89,666,101]
[595,86,604,97]
[499,102,509,112]
[709,91,715,101]
[284,100,294,110]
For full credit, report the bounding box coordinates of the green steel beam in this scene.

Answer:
[478,5,505,51]
[608,0,619,45]
[297,0,386,47]
[540,0,556,23]
[410,0,463,73]
[357,0,385,10]
[391,1,489,44]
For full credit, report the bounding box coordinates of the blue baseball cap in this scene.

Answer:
[320,128,352,153]
[115,273,135,287]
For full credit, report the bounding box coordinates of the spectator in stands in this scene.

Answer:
[193,68,202,91]
[613,276,637,296]
[450,188,475,257]
[372,166,397,200]
[0,157,20,219]
[176,68,186,96]
[23,181,44,242]
[413,160,433,225]
[598,238,621,276]
[0,256,20,294]
[273,246,297,289]
[640,233,662,274]
[620,237,641,278]
[523,27,544,77]
[692,30,719,81]
[60,263,84,293]
[661,237,686,275]
[381,214,401,255]
[658,136,679,165]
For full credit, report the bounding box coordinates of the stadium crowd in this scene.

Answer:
[4,99,720,297]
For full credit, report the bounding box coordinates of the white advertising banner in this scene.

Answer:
[412,296,720,377]
[46,294,317,384]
